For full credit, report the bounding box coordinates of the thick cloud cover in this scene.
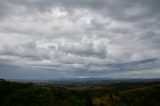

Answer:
[0,0,160,79]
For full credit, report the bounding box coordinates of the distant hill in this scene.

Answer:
[0,79,160,106]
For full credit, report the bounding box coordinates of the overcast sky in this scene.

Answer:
[0,0,160,80]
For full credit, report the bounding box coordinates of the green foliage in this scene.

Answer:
[0,80,160,106]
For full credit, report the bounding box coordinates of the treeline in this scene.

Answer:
[0,79,160,106]
[0,80,93,106]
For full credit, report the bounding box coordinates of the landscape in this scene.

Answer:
[0,78,160,106]
[0,0,160,106]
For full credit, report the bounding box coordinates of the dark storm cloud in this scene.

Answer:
[0,0,160,79]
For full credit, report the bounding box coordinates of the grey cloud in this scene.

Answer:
[0,0,160,79]
[0,42,49,61]
[0,1,12,19]
[1,0,160,20]
[57,40,107,59]
[72,58,160,77]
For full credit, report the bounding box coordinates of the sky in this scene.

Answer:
[0,0,160,80]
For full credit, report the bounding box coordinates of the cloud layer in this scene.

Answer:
[0,0,160,79]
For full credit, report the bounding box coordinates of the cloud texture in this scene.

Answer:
[0,0,160,79]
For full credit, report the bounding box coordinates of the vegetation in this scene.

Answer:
[0,79,160,106]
